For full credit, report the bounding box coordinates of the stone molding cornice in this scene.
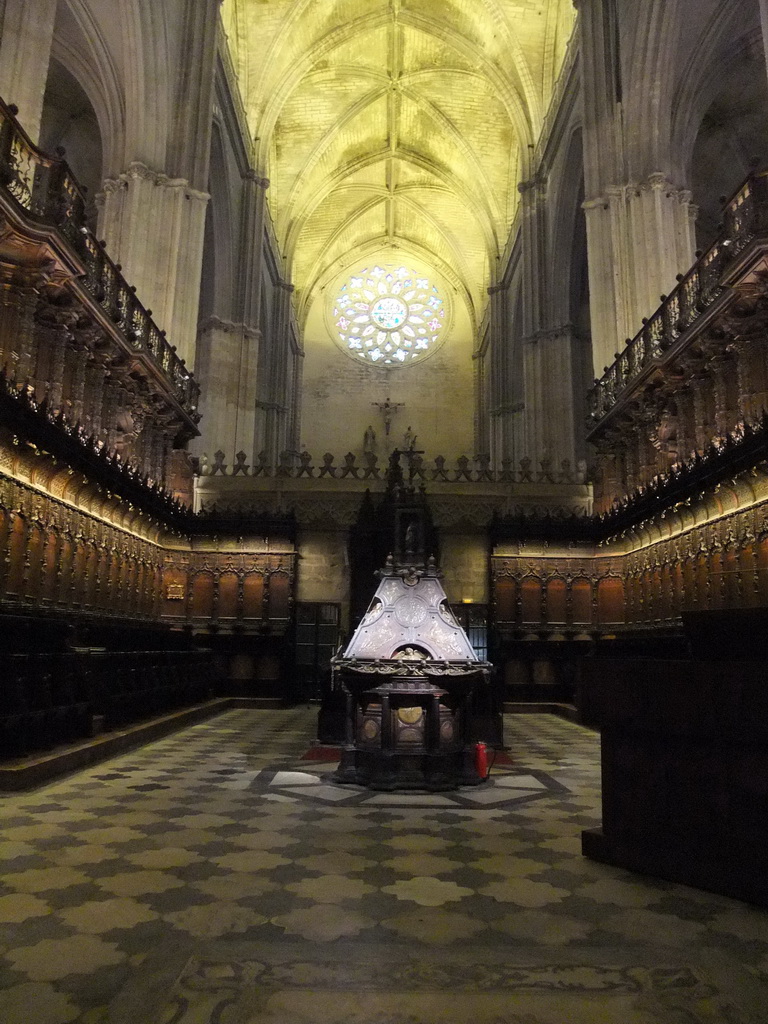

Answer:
[581,195,608,211]
[101,163,210,204]
[517,176,547,203]
[491,400,525,415]
[197,315,261,340]
[243,170,270,189]
[637,173,692,205]
[523,323,576,345]
[253,400,285,412]
[584,174,695,210]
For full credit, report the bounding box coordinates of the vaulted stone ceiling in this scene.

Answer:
[222,0,575,329]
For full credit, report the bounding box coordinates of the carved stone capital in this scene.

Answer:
[517,176,547,201]
[243,170,270,189]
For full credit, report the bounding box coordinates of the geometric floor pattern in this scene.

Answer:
[1,709,767,1023]
[246,761,566,811]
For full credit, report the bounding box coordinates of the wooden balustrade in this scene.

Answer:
[0,97,199,501]
[588,170,768,427]
[586,168,768,514]
[0,98,199,421]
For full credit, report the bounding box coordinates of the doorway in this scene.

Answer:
[294,602,341,700]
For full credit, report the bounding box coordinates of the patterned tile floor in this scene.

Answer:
[1,709,767,1023]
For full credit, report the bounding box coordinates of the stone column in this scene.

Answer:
[287,339,304,455]
[0,0,56,142]
[97,0,219,371]
[486,284,507,465]
[539,325,588,466]
[518,176,548,460]
[627,175,696,324]
[236,172,268,457]
[194,172,269,461]
[760,0,768,92]
[262,281,293,463]
[513,168,589,468]
[578,0,695,376]
[583,185,695,380]
[98,165,208,366]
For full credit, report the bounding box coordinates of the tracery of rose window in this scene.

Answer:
[332,265,446,366]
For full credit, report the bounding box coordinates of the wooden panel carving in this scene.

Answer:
[571,579,592,624]
[191,573,214,619]
[493,484,768,635]
[168,558,296,634]
[494,577,516,623]
[269,571,291,621]
[242,573,264,619]
[217,572,239,620]
[0,462,165,623]
[597,577,624,624]
[520,578,541,623]
[546,578,567,624]
[7,514,26,596]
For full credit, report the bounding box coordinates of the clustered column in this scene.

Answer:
[0,0,57,143]
[577,0,696,376]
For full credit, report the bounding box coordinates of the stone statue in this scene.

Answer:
[403,425,415,450]
[363,424,376,453]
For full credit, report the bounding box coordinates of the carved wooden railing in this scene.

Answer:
[587,170,768,428]
[0,367,192,520]
[0,97,200,420]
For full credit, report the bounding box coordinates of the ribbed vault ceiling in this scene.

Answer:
[222,0,575,328]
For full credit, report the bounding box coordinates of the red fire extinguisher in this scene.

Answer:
[475,741,489,780]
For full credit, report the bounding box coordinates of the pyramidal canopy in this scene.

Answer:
[342,567,478,662]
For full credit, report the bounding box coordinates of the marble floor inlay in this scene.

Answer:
[1,708,767,1023]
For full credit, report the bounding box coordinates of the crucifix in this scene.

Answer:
[372,395,404,436]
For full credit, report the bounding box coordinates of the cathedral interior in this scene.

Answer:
[1,0,768,1021]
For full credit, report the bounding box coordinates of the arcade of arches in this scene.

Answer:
[1,0,768,1015]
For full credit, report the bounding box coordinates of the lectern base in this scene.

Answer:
[334,746,483,791]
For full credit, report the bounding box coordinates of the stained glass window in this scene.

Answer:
[331,264,446,366]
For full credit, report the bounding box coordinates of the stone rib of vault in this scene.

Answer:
[342,570,478,662]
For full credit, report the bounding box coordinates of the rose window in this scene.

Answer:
[332,265,446,366]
